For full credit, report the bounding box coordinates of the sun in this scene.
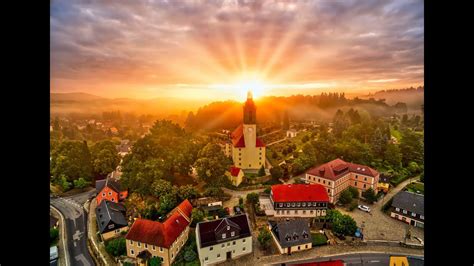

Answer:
[233,74,267,100]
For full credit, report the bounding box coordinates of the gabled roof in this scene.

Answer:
[229,166,242,177]
[96,177,125,194]
[125,199,193,248]
[392,191,424,216]
[270,219,311,248]
[96,179,106,193]
[306,158,378,181]
[96,200,128,234]
[271,184,329,202]
[197,214,251,248]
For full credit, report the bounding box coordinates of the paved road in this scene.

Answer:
[50,189,96,266]
[374,175,420,209]
[281,253,424,266]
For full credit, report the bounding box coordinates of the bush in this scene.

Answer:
[149,256,162,266]
[204,187,224,198]
[246,192,259,204]
[184,249,197,262]
[263,187,271,194]
[50,228,59,245]
[73,177,91,189]
[258,165,266,177]
[339,189,352,205]
[105,237,126,257]
[270,166,283,179]
[348,187,359,199]
[362,188,377,204]
[349,200,358,211]
[238,197,244,205]
[257,227,272,249]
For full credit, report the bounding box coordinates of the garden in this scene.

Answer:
[311,232,328,246]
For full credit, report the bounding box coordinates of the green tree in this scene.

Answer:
[50,141,93,182]
[183,249,197,262]
[105,238,126,257]
[257,227,272,249]
[339,189,353,204]
[50,228,59,245]
[158,193,178,214]
[90,140,121,177]
[194,143,230,183]
[151,179,174,197]
[269,165,283,180]
[362,188,377,203]
[384,143,402,168]
[400,129,423,166]
[204,187,224,198]
[148,256,162,266]
[177,185,198,202]
[73,178,91,189]
[408,161,420,175]
[348,186,359,199]
[258,165,266,177]
[246,192,259,204]
[191,209,205,227]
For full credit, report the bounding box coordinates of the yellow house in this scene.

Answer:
[227,166,244,186]
[230,91,266,170]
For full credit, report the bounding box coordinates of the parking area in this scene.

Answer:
[258,196,274,216]
[338,206,424,242]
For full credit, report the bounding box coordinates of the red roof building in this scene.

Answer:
[270,184,329,218]
[125,200,193,265]
[305,158,380,203]
[230,166,242,177]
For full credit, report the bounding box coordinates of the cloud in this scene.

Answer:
[50,0,424,98]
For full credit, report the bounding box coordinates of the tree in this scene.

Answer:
[400,129,423,166]
[257,227,272,249]
[258,165,266,177]
[50,228,59,245]
[73,178,91,189]
[270,165,283,180]
[246,192,259,204]
[408,161,420,175]
[148,256,162,266]
[302,135,310,143]
[90,140,121,177]
[384,143,402,168]
[177,185,198,202]
[151,179,174,197]
[348,186,359,199]
[158,193,178,215]
[183,249,197,262]
[194,143,230,183]
[105,238,126,257]
[328,209,357,236]
[50,141,93,182]
[191,209,205,226]
[204,187,224,198]
[362,188,377,203]
[339,189,353,205]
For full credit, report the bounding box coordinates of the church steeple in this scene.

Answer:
[243,90,256,124]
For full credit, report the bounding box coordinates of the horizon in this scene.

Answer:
[51,0,423,102]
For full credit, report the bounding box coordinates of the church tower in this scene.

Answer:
[243,91,257,148]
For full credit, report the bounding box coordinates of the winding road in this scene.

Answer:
[50,190,96,266]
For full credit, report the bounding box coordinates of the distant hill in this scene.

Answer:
[51,92,106,102]
[361,86,424,110]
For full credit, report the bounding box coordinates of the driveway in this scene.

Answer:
[50,189,96,266]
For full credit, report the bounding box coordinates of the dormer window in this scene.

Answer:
[285,234,291,241]
[222,233,226,239]
[231,231,235,237]
[227,226,230,230]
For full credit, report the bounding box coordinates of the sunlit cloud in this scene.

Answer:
[50,0,424,100]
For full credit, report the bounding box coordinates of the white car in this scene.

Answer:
[358,205,371,212]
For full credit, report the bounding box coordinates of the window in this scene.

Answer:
[239,163,241,166]
[303,210,306,214]
[411,213,416,217]
[205,257,208,261]
[327,189,330,193]
[233,241,236,245]
[171,253,174,259]
[243,247,246,251]
[301,202,306,207]
[318,179,320,182]
[286,210,290,214]
[108,192,112,196]
[364,177,367,181]
[279,203,283,207]
[403,210,407,214]
[305,245,308,248]
[310,210,313,214]
[210,247,213,251]
[227,242,230,246]
[328,181,331,185]
[286,203,290,207]
[355,182,357,186]
[298,246,301,250]
[243,239,246,242]
[295,210,298,214]
[138,242,141,247]
[291,203,296,207]
[249,164,251,167]
[217,253,220,258]
[152,245,155,251]
[130,249,134,255]
[145,243,148,249]
[231,232,235,237]
[356,175,358,179]
[130,240,133,245]
[323,180,325,184]
[222,244,225,247]
[420,215,424,220]
[402,217,406,221]
[160,247,163,252]
[297,202,301,207]
[111,198,115,202]
[363,184,366,188]
[396,207,400,212]
[227,226,230,230]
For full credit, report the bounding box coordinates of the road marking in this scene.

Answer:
[75,254,91,266]
[73,230,83,241]
[369,260,380,263]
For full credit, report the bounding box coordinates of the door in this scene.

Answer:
[226,251,231,260]
[287,246,291,255]
[410,220,415,226]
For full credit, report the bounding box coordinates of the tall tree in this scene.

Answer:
[194,143,230,184]
[400,129,423,166]
[50,141,93,182]
[91,140,121,177]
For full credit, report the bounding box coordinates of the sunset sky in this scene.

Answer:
[50,0,423,101]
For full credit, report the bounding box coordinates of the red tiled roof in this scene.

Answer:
[271,184,329,202]
[125,200,193,248]
[230,166,241,177]
[231,124,266,148]
[293,260,344,266]
[306,158,378,181]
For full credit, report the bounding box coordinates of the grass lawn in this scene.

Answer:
[405,182,424,194]
[311,233,328,246]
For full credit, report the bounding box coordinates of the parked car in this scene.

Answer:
[234,206,242,214]
[358,205,371,212]
[50,246,58,261]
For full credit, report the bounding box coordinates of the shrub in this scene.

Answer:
[348,187,359,199]
[263,187,271,194]
[339,189,352,205]
[105,237,126,257]
[238,197,244,205]
[258,165,266,177]
[50,228,59,245]
[349,200,358,211]
[184,249,197,262]
[246,192,259,204]
[362,188,377,204]
[257,227,272,249]
[149,256,162,266]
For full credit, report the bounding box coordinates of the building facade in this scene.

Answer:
[196,214,252,265]
[270,184,329,218]
[230,91,266,170]
[227,166,244,186]
[125,200,193,266]
[96,178,128,205]
[96,200,129,241]
[390,191,424,228]
[269,219,312,255]
[305,158,380,203]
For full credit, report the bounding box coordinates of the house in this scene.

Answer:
[377,174,391,193]
[230,91,266,170]
[227,166,244,186]
[268,219,312,255]
[125,200,193,266]
[305,158,380,203]
[96,178,128,205]
[96,200,129,241]
[390,191,424,228]
[286,129,298,138]
[270,184,329,218]
[50,215,59,229]
[196,214,252,265]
